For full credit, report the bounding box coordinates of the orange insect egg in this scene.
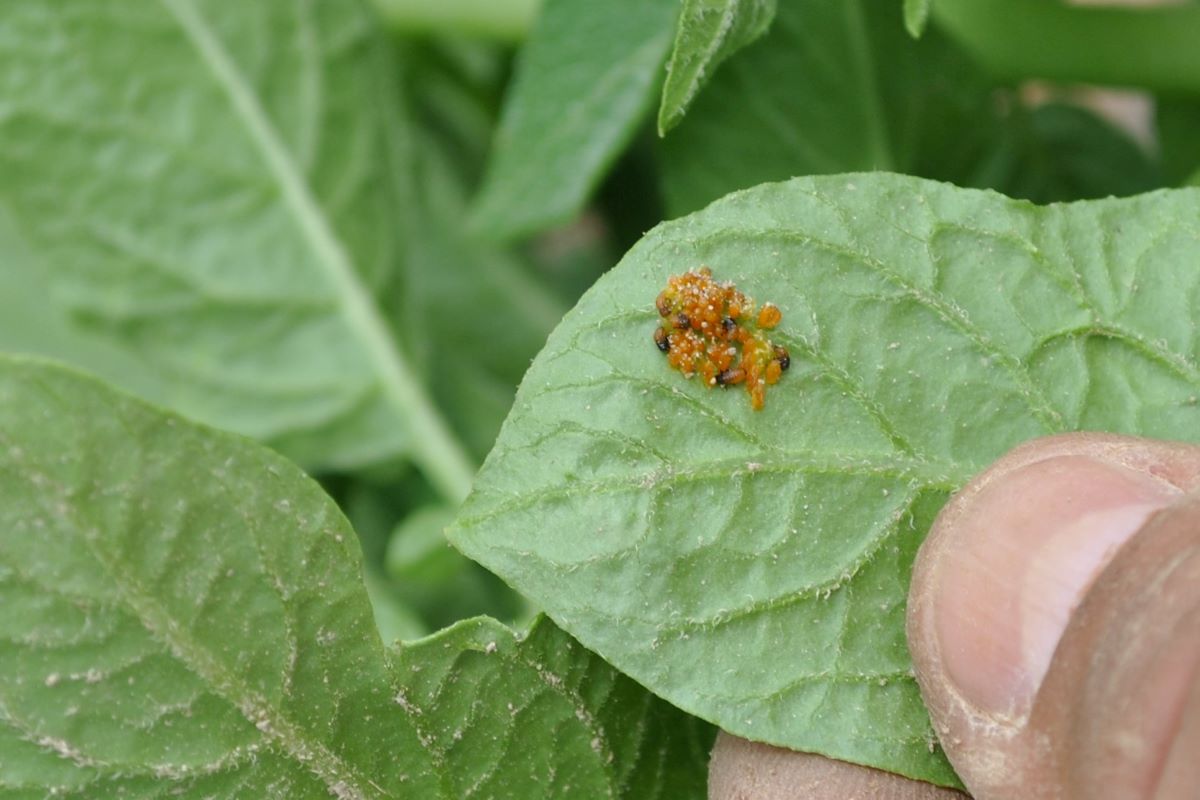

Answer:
[652,267,789,409]
[757,303,781,329]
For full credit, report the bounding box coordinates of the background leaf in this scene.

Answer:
[0,0,472,497]
[450,174,1200,786]
[658,0,777,135]
[396,72,569,461]
[0,356,711,799]
[903,0,931,38]
[659,0,947,215]
[657,0,1164,218]
[469,0,680,240]
[1157,96,1200,188]
[967,102,1161,204]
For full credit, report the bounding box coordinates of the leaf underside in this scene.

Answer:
[450,173,1200,787]
[658,0,777,135]
[0,0,426,472]
[0,357,711,799]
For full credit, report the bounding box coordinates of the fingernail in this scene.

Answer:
[931,455,1181,717]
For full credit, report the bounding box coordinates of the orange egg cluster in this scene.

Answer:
[653,266,789,410]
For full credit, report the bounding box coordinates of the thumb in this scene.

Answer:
[907,433,1200,800]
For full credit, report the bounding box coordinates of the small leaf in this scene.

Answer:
[450,174,1200,786]
[386,505,464,586]
[0,356,711,798]
[658,0,777,135]
[904,0,932,37]
[469,0,680,240]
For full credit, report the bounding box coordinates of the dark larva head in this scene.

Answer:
[654,327,671,352]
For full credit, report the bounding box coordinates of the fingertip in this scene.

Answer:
[707,733,967,800]
[907,433,1200,799]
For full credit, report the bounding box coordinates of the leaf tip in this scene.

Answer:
[903,0,933,38]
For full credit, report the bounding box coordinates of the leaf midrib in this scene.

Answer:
[158,0,474,502]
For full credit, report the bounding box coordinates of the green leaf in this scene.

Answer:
[903,0,932,37]
[393,617,714,800]
[0,355,711,798]
[658,0,1166,217]
[403,111,569,461]
[658,0,777,135]
[659,0,912,215]
[967,103,1161,205]
[1157,97,1200,187]
[450,174,1200,786]
[469,0,679,240]
[0,0,473,497]
[387,505,465,586]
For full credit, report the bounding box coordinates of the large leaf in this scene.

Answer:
[0,0,472,496]
[658,0,777,135]
[468,0,678,240]
[0,356,711,798]
[450,174,1200,786]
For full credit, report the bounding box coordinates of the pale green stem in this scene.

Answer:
[933,0,1200,93]
[371,0,542,41]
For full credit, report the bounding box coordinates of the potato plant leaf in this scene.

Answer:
[0,356,711,799]
[658,0,1161,218]
[658,0,777,135]
[904,0,932,37]
[0,0,473,496]
[659,0,906,215]
[469,0,679,240]
[450,174,1200,786]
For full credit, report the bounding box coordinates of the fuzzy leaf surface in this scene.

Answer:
[450,174,1200,786]
[0,0,471,488]
[469,0,679,240]
[0,357,710,799]
[658,0,777,134]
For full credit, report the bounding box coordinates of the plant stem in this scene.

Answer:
[371,0,541,41]
[933,0,1200,93]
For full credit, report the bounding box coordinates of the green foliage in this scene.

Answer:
[4,0,1200,794]
[0,356,711,799]
[469,0,679,239]
[659,0,1164,217]
[904,0,932,38]
[658,0,777,135]
[1157,97,1200,188]
[0,0,472,498]
[450,174,1200,786]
